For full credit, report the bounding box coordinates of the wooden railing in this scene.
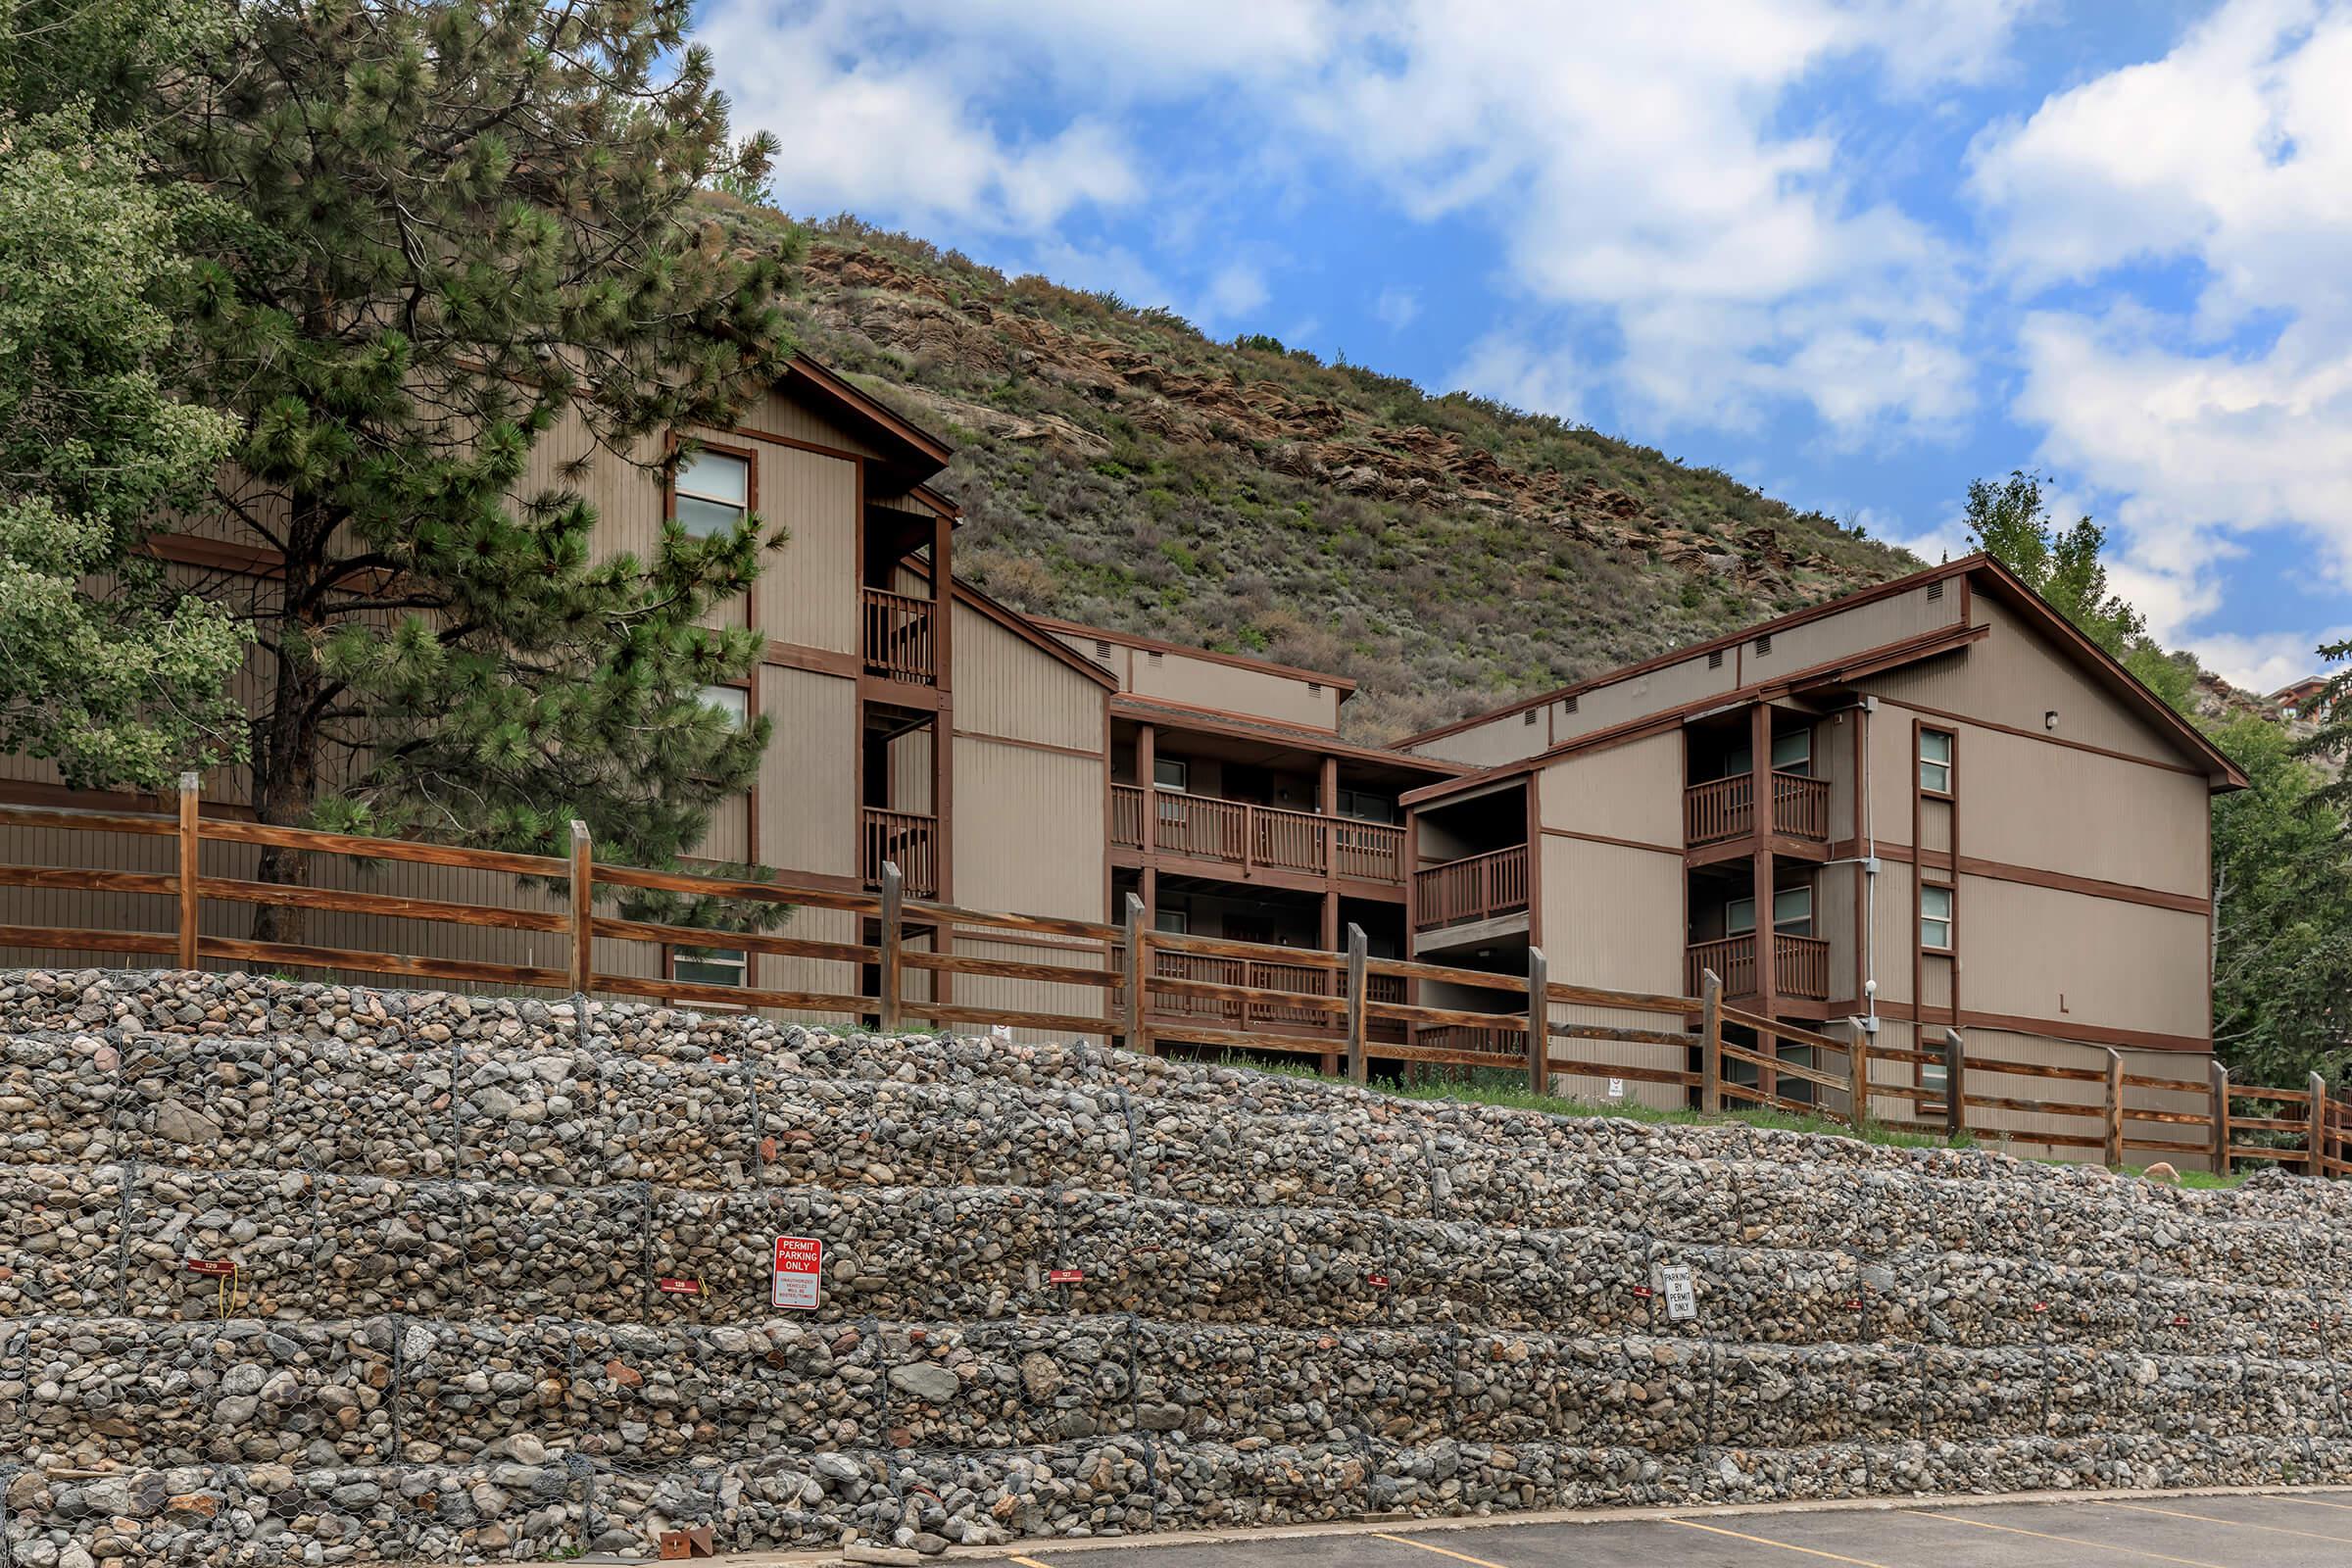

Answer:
[1684,774,1752,846]
[859,587,936,684]
[1684,770,1830,846]
[860,808,937,898]
[1108,784,1405,885]
[1682,933,1829,1002]
[1686,936,1755,998]
[1412,844,1530,932]
[1,783,2335,1179]
[1773,772,1831,840]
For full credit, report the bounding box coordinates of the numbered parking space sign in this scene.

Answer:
[773,1236,822,1310]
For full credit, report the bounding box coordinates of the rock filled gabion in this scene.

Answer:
[6,969,2352,1563]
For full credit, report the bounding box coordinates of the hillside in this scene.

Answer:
[764,213,1923,741]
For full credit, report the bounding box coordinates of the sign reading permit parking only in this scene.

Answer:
[1656,1263,1696,1322]
[772,1237,822,1310]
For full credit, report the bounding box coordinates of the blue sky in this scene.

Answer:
[704,0,2352,691]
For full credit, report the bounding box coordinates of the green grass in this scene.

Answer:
[1215,1054,2248,1185]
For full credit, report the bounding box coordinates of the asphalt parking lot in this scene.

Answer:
[979,1491,2352,1568]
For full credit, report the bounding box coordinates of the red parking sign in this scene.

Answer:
[772,1236,822,1310]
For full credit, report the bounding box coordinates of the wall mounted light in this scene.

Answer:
[2044,710,2059,730]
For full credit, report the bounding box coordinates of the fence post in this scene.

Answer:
[2208,1058,2231,1178]
[2310,1071,2331,1178]
[1699,968,1723,1115]
[566,820,593,1002]
[1525,946,1548,1098]
[1847,1025,1872,1127]
[1941,1028,1965,1143]
[1345,923,1369,1087]
[2102,1048,2126,1169]
[1121,892,1149,1055]
[878,861,904,1035]
[175,771,200,971]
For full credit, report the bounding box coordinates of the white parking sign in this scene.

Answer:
[1656,1263,1696,1322]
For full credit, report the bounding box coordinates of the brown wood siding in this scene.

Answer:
[1535,730,1682,845]
[952,738,1107,923]
[752,445,859,655]
[1868,597,2184,766]
[755,666,858,877]
[1957,874,2210,1042]
[958,606,1111,754]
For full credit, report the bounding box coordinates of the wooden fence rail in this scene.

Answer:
[0,779,2335,1179]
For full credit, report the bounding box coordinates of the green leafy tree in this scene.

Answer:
[1960,468,2195,711]
[0,76,246,789]
[103,0,804,939]
[2303,638,2352,813]
[2208,715,2352,1085]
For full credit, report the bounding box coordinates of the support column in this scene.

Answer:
[1137,724,1156,855]
[1750,703,1777,1100]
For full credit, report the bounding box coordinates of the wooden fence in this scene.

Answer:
[0,780,2338,1178]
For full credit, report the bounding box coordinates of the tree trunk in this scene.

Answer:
[247,521,327,946]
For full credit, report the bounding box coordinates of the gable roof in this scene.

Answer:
[894,558,1120,691]
[778,357,954,489]
[1401,554,2245,804]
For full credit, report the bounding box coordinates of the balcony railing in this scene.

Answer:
[1684,931,1830,1001]
[860,807,938,898]
[1145,951,1406,1038]
[1685,770,1831,847]
[860,587,937,685]
[1412,844,1530,933]
[1107,785,1405,885]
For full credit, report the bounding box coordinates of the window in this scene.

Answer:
[1770,729,1812,776]
[1154,909,1189,935]
[1919,729,1954,794]
[1337,789,1395,824]
[673,450,749,537]
[1921,884,1953,951]
[700,684,748,725]
[1152,758,1188,793]
[1728,885,1814,937]
[673,946,747,987]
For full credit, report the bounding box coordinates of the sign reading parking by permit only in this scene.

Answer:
[772,1237,822,1310]
[1655,1263,1696,1322]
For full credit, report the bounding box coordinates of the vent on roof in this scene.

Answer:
[1562,694,1580,714]
[1307,681,1322,695]
[1707,649,1724,670]
[1754,633,1773,657]
[1093,639,1111,662]
[1523,709,1540,726]
[1928,580,1946,602]
[1148,650,1163,664]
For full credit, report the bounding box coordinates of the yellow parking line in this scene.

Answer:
[1370,1532,1516,1568]
[1664,1517,1899,1567]
[1007,1557,1058,1567]
[2098,1499,2352,1544]
[2278,1494,2352,1512]
[1910,1507,2235,1568]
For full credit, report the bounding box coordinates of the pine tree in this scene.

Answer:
[110,0,803,939]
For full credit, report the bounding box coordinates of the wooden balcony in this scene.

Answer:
[860,807,938,898]
[1684,770,1831,847]
[860,587,937,685]
[1108,785,1405,885]
[1145,951,1406,1039]
[1685,932,1830,1002]
[1412,844,1530,934]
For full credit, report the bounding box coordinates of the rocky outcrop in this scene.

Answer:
[7,967,2352,1562]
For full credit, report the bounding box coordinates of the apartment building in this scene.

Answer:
[1396,555,2245,1134]
[0,359,2246,1111]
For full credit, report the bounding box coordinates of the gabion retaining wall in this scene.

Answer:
[5,968,2352,1564]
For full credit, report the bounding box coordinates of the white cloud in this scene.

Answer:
[2187,624,2352,692]
[1970,0,2352,648]
[709,0,2025,437]
[1449,329,1587,422]
[1200,261,1272,326]
[1373,286,1420,331]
